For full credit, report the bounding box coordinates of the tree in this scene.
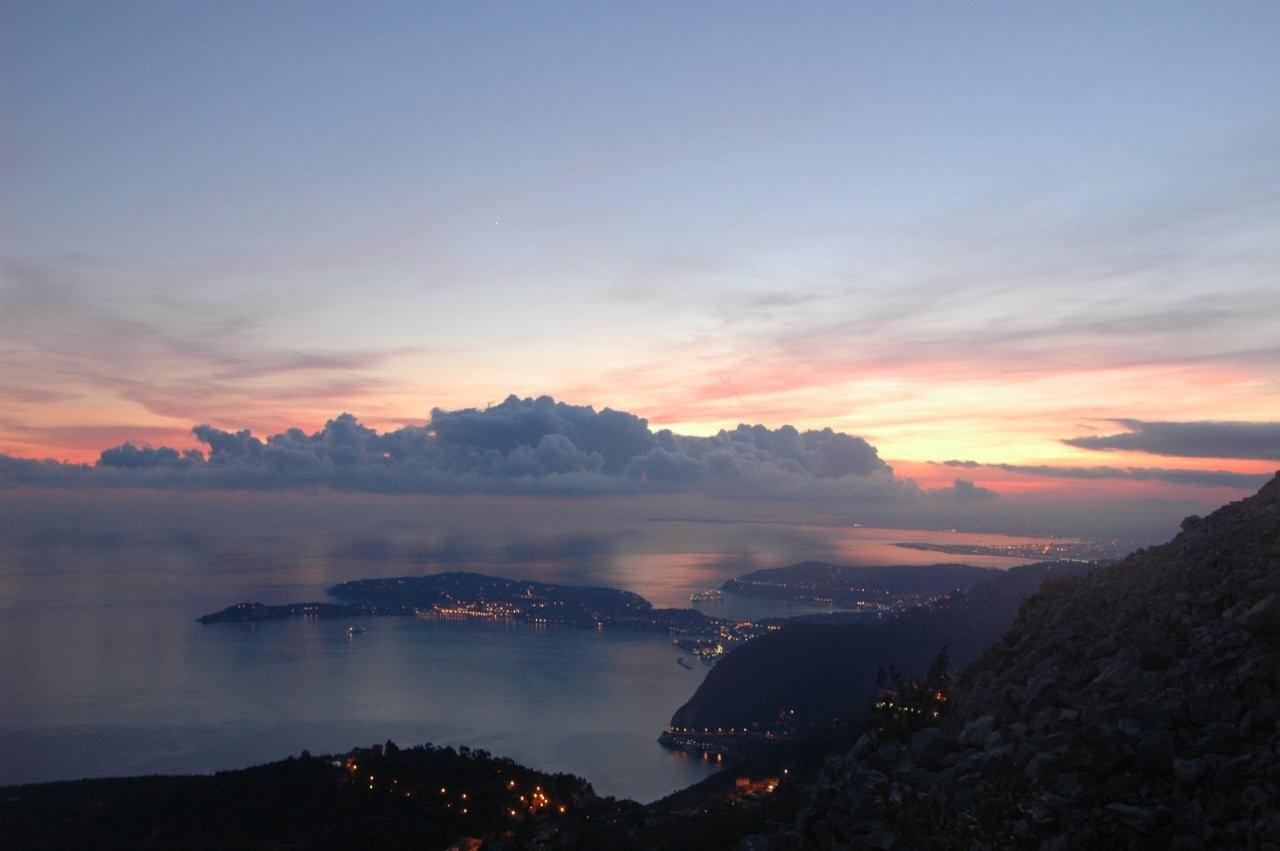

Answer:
[870,647,952,739]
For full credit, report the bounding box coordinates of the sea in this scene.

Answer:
[0,489,1061,802]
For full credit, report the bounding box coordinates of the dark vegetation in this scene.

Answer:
[870,649,955,741]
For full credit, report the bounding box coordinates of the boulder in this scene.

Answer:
[1026,752,1061,785]
[1135,730,1175,776]
[1173,758,1208,785]
[1239,593,1280,635]
[959,714,996,746]
[1105,803,1157,833]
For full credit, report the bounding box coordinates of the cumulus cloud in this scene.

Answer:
[1063,419,1280,460]
[98,444,204,469]
[943,478,999,501]
[917,477,1000,502]
[0,395,917,502]
[937,459,1271,489]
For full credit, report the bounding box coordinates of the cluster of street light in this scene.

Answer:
[344,761,569,820]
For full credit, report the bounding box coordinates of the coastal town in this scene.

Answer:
[197,564,1010,673]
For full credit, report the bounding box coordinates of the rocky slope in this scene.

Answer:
[795,473,1280,849]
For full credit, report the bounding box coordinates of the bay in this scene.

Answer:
[0,489,1062,801]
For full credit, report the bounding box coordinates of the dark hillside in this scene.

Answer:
[671,560,1092,731]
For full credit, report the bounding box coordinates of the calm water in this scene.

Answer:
[0,543,720,801]
[0,490,1058,801]
[0,605,717,801]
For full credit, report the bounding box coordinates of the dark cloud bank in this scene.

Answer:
[2,395,974,502]
[1063,419,1280,461]
[939,460,1272,490]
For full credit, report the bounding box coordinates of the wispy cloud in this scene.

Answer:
[558,159,1280,452]
[0,258,422,445]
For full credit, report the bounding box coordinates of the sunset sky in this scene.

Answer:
[2,2,1278,512]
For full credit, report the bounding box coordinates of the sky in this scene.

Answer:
[1,2,1278,528]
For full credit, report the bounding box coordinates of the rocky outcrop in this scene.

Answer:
[795,473,1280,850]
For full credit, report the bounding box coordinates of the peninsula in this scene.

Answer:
[719,561,1000,613]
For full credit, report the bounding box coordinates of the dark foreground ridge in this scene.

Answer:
[794,472,1280,848]
[0,742,615,850]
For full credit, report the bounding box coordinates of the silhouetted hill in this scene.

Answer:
[0,743,615,851]
[797,472,1280,848]
[671,561,1092,731]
